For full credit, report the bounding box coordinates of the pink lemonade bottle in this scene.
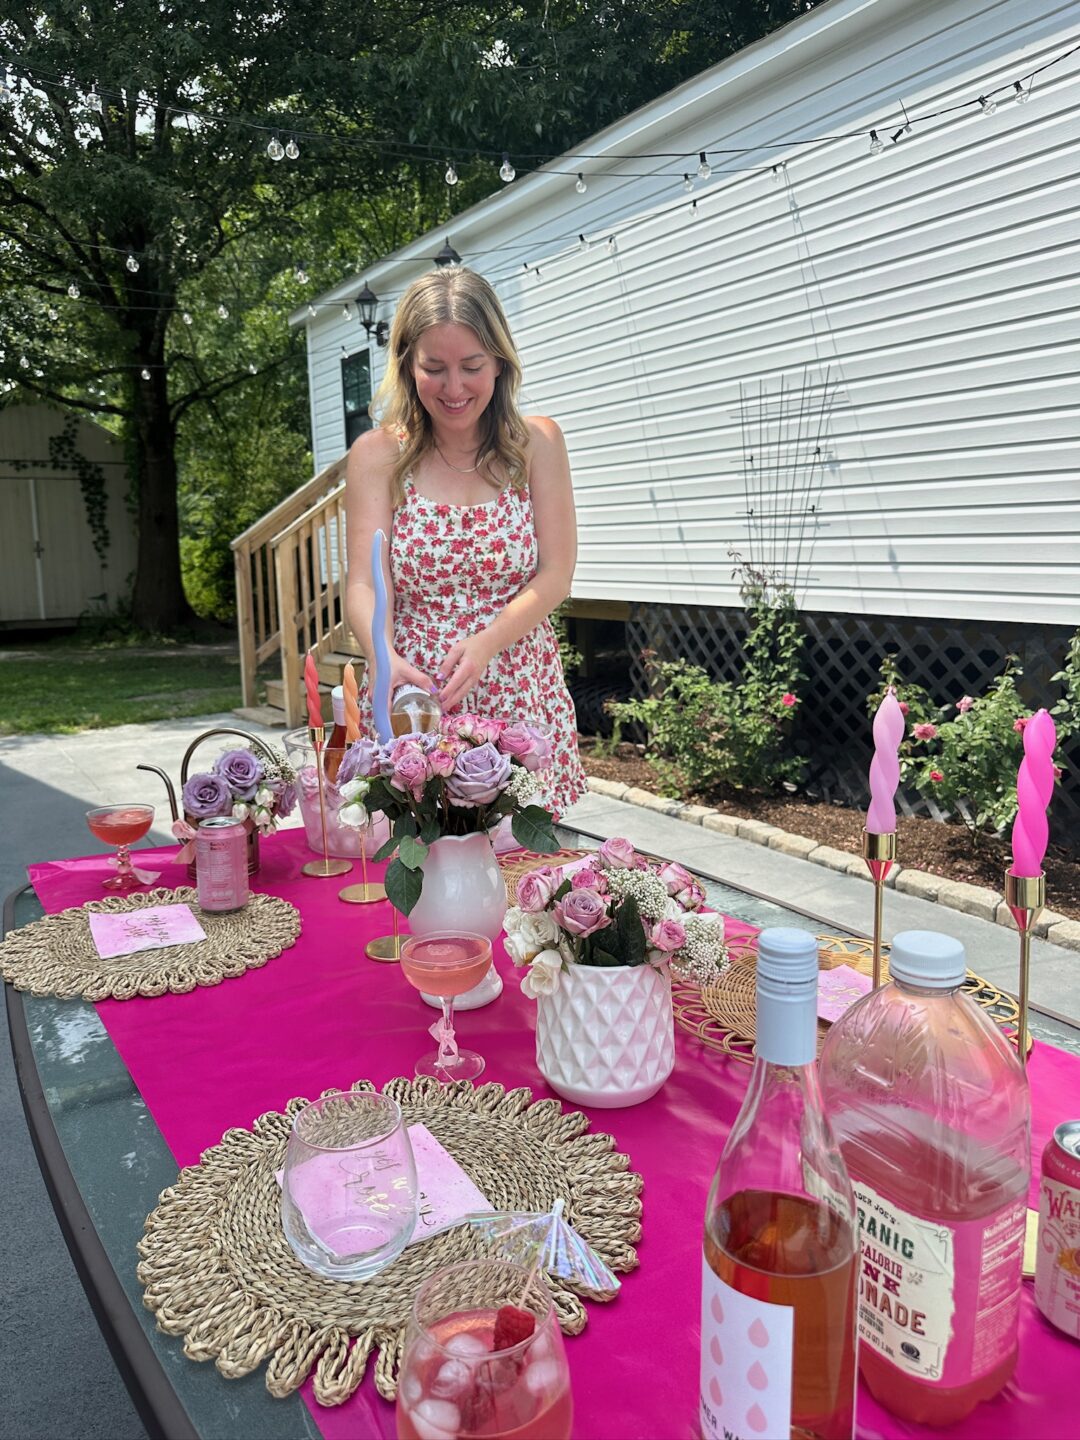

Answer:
[818,930,1030,1427]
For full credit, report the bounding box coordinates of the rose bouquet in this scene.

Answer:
[335,715,558,915]
[505,836,730,998]
[181,746,298,833]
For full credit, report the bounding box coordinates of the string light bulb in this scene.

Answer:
[126,252,139,273]
[445,161,458,186]
[248,363,257,374]
[578,233,589,252]
[67,282,80,298]
[869,129,884,155]
[19,356,29,369]
[499,153,515,183]
[88,90,102,111]
[697,151,711,179]
[771,163,786,184]
[342,302,352,319]
[575,173,587,194]
[217,303,228,319]
[606,235,617,254]
[47,307,58,321]
[0,77,11,103]
[182,311,192,325]
[1014,81,1031,105]
[267,135,285,161]
[978,94,997,116]
[285,137,299,160]
[683,173,694,193]
[690,199,699,219]
[295,264,309,284]
[307,304,316,318]
[141,367,151,380]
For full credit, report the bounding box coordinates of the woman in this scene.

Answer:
[344,266,587,815]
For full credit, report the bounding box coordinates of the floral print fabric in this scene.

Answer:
[359,478,587,815]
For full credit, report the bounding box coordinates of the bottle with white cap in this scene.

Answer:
[819,930,1030,1427]
[701,928,858,1440]
[324,684,348,783]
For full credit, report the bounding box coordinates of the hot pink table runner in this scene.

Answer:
[28,830,1080,1440]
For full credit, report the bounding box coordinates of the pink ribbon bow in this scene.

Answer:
[428,1013,460,1068]
[172,817,198,864]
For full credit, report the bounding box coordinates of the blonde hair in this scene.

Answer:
[371,268,530,506]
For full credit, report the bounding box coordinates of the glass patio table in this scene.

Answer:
[5,823,1079,1440]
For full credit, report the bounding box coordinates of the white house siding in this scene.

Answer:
[299,0,1080,628]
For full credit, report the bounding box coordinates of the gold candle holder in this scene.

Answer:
[365,904,401,962]
[339,828,387,904]
[862,829,897,990]
[1004,869,1045,1068]
[301,725,353,879]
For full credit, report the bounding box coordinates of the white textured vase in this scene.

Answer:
[535,963,676,1108]
[410,832,506,1010]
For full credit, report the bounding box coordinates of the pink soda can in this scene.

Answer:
[195,817,249,912]
[1035,1120,1080,1340]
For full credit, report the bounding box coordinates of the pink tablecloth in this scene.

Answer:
[28,829,1080,1440]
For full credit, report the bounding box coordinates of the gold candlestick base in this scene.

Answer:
[340,880,387,904]
[862,829,897,991]
[1004,868,1046,1068]
[366,905,401,962]
[302,857,353,878]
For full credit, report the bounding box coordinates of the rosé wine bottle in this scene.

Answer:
[819,930,1030,1427]
[701,928,858,1440]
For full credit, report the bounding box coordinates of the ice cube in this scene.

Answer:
[524,1358,562,1397]
[399,1373,422,1406]
[431,1359,471,1399]
[410,1397,460,1440]
[445,1332,488,1357]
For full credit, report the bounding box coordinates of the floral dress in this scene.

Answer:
[359,478,587,816]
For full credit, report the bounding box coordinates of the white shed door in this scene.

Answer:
[0,476,43,622]
[36,475,105,618]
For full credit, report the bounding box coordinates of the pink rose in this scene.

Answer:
[913,723,937,741]
[1013,716,1030,733]
[498,721,540,760]
[598,836,637,870]
[571,867,608,894]
[649,918,686,953]
[780,692,797,708]
[956,696,974,714]
[929,770,944,783]
[427,745,457,778]
[553,889,612,938]
[390,744,429,800]
[1053,766,1063,781]
[898,702,910,716]
[657,860,704,910]
[516,867,559,913]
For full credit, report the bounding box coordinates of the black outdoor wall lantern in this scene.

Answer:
[433,239,462,267]
[355,282,389,347]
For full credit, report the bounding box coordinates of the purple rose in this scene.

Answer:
[516,867,559,913]
[598,836,637,870]
[553,888,612,938]
[274,781,297,818]
[338,738,380,784]
[446,742,512,808]
[649,918,686,953]
[213,748,264,800]
[182,771,233,820]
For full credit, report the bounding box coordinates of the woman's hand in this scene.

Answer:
[390,652,437,696]
[437,633,496,711]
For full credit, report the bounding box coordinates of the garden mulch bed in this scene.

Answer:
[578,740,1080,924]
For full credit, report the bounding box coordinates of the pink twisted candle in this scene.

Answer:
[1011,709,1057,877]
[866,687,905,834]
[303,652,323,730]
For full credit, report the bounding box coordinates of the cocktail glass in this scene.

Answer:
[85,804,155,892]
[396,1258,573,1440]
[400,932,492,1082]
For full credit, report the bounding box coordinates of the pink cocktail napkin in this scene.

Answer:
[88,903,206,960]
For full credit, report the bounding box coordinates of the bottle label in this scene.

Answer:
[853,1179,1025,1385]
[700,1259,793,1440]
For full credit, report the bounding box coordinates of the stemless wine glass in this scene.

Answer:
[396,1259,573,1440]
[85,803,155,891]
[399,932,493,1082]
[281,1092,418,1281]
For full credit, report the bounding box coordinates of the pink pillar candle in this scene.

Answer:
[866,687,905,834]
[1011,708,1057,877]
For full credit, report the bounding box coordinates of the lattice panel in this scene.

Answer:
[625,604,1080,851]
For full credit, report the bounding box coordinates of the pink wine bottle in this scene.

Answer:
[701,929,858,1440]
[819,930,1030,1426]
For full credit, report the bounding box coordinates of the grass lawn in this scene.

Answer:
[0,640,242,734]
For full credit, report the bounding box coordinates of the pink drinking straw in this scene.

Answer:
[303,652,324,731]
[1011,709,1057,877]
[866,687,904,834]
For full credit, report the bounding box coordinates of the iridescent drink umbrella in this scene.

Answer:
[465,1198,620,1298]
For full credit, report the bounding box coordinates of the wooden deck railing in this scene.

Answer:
[231,457,347,710]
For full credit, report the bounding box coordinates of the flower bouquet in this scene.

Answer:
[176,746,297,872]
[336,715,559,916]
[505,836,730,997]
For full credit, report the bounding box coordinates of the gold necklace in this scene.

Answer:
[435,443,481,474]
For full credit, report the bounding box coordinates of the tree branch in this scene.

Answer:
[9,376,131,418]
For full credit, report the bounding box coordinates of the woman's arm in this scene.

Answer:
[344,428,435,693]
[437,416,577,710]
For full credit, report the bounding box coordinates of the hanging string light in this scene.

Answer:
[285,136,299,160]
[682,173,693,193]
[697,151,711,179]
[978,93,997,116]
[445,161,458,186]
[690,198,699,218]
[578,233,589,251]
[182,311,193,325]
[869,129,884,155]
[771,163,786,183]
[267,135,285,161]
[217,303,228,319]
[67,281,80,298]
[1013,81,1031,104]
[141,367,151,379]
[126,252,139,273]
[47,307,57,321]
[499,153,515,183]
[295,264,309,284]
[575,173,587,193]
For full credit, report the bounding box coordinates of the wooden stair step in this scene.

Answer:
[233,704,288,729]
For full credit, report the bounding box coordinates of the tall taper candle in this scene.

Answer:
[866,687,904,834]
[1011,709,1057,877]
[303,652,323,730]
[342,661,360,745]
[370,529,393,743]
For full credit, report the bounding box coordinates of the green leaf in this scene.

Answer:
[552,878,572,902]
[397,833,429,870]
[590,946,622,968]
[394,813,418,838]
[615,894,648,967]
[385,857,423,916]
[371,834,399,863]
[419,819,441,844]
[511,805,559,853]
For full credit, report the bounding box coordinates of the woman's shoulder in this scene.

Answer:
[523,415,564,448]
[349,425,401,467]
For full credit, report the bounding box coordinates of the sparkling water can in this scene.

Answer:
[196,817,249,913]
[1035,1120,1080,1340]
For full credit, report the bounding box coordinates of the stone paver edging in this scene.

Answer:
[585,778,1080,954]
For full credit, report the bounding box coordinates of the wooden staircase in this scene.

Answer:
[231,455,367,728]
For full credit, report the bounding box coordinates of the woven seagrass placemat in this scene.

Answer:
[673,934,1022,1064]
[137,1076,642,1407]
[0,886,301,1001]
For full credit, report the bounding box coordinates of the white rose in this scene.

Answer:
[338,778,368,804]
[521,949,563,999]
[231,802,249,820]
[338,802,369,830]
[518,911,559,951]
[255,785,275,807]
[504,929,535,967]
[664,898,683,921]
[503,906,526,935]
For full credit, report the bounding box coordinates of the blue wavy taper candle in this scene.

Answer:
[370,528,393,742]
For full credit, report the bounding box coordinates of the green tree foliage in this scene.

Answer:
[0,1,825,631]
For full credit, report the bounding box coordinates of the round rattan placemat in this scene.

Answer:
[499,847,593,905]
[137,1076,642,1406]
[0,886,301,1001]
[673,934,1022,1064]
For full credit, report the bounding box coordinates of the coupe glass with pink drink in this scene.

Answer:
[85,804,155,891]
[396,1259,572,1440]
[400,932,493,1081]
